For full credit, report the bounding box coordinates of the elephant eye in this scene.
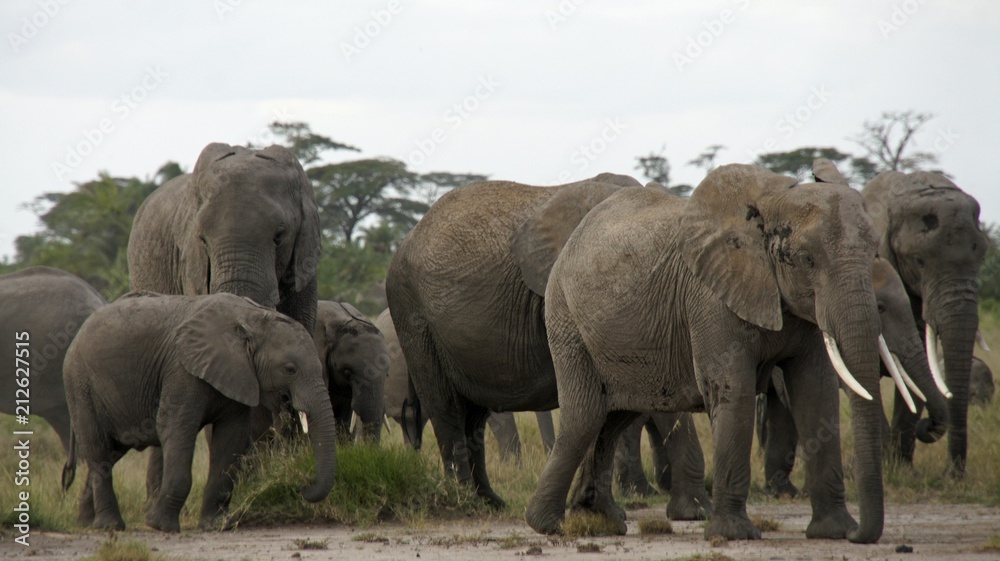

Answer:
[877,303,886,314]
[283,362,297,376]
[798,252,814,269]
[274,228,286,246]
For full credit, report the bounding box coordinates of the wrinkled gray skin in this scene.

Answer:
[61,293,336,533]
[0,267,105,455]
[863,171,987,475]
[387,173,644,507]
[314,301,388,442]
[128,142,321,498]
[759,257,951,498]
[969,357,994,405]
[375,308,556,457]
[526,164,886,543]
[614,412,712,521]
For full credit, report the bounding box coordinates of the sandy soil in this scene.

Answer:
[4,503,999,561]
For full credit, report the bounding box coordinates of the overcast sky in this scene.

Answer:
[2,1,998,259]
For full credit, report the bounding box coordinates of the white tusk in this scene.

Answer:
[823,332,874,401]
[384,414,392,434]
[890,352,927,402]
[298,411,309,434]
[350,411,359,435]
[977,330,991,352]
[880,335,916,413]
[926,325,952,398]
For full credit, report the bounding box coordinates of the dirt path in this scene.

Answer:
[5,503,999,560]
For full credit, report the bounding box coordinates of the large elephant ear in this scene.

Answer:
[680,164,797,331]
[812,158,848,185]
[511,181,631,296]
[174,295,261,407]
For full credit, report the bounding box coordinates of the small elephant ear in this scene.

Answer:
[190,143,237,202]
[174,296,260,407]
[511,181,630,296]
[812,158,848,185]
[680,164,797,331]
[292,163,322,293]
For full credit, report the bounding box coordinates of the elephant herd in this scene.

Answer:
[0,142,993,546]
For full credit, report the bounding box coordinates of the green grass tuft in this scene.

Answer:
[576,542,602,553]
[291,538,329,550]
[82,538,167,561]
[638,517,674,534]
[560,511,623,538]
[980,536,1000,551]
[226,438,485,527]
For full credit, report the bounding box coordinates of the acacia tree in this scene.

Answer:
[635,146,692,196]
[687,144,726,174]
[852,110,938,174]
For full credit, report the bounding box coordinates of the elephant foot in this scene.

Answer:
[145,508,181,533]
[764,478,800,499]
[477,487,507,510]
[704,512,761,540]
[525,499,565,535]
[92,511,126,532]
[667,490,712,521]
[805,508,857,540]
[570,498,627,535]
[77,503,96,528]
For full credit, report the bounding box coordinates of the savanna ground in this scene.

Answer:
[3,314,1000,560]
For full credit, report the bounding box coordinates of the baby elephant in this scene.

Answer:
[62,292,337,532]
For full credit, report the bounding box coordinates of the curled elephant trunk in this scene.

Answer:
[293,387,338,503]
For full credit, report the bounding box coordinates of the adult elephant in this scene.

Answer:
[862,171,987,474]
[375,308,557,457]
[0,267,105,455]
[61,293,337,532]
[525,164,886,543]
[759,257,951,497]
[313,300,388,442]
[128,142,321,330]
[128,142,321,497]
[386,173,644,507]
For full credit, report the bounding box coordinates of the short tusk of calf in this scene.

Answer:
[298,411,310,434]
[926,324,952,398]
[977,330,991,352]
[890,352,927,402]
[384,414,392,434]
[823,332,874,401]
[880,335,916,413]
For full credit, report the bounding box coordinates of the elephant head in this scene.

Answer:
[314,301,388,442]
[681,164,884,543]
[969,356,995,405]
[180,143,321,328]
[863,171,987,473]
[175,294,336,502]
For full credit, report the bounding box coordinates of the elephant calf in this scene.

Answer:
[62,292,337,532]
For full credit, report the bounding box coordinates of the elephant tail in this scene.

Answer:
[61,431,77,492]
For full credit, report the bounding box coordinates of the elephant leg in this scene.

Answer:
[536,411,556,455]
[647,417,672,492]
[781,353,857,540]
[199,416,252,529]
[486,411,522,462]
[569,410,635,535]
[146,423,200,532]
[468,406,505,508]
[429,399,473,484]
[77,467,96,527]
[889,389,920,466]
[702,372,760,540]
[660,412,712,521]
[89,446,128,531]
[613,415,656,497]
[146,447,164,503]
[762,385,800,498]
[526,343,608,535]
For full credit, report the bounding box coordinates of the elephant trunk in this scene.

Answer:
[293,383,338,503]
[893,337,949,444]
[210,241,281,308]
[925,285,979,475]
[821,276,884,544]
[352,392,386,443]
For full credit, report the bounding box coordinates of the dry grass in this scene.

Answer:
[750,515,781,532]
[560,511,624,538]
[980,535,1000,552]
[82,537,168,561]
[637,518,674,534]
